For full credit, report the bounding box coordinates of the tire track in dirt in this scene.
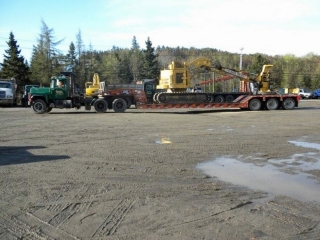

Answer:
[91,198,136,237]
[0,214,54,240]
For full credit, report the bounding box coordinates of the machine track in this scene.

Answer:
[154,92,209,104]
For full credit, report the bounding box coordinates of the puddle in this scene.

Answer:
[197,140,320,203]
[155,138,172,144]
[289,140,320,151]
[197,157,320,203]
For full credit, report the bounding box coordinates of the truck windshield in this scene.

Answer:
[0,83,11,88]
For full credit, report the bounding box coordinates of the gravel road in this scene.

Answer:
[0,100,320,239]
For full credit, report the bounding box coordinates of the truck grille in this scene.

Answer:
[0,91,5,98]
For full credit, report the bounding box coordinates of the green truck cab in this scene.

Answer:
[29,72,84,114]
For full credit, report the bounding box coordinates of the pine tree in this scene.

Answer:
[140,37,159,81]
[0,32,30,88]
[30,20,63,85]
[130,36,142,81]
[249,54,268,74]
[65,42,77,71]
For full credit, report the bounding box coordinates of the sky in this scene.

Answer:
[0,0,319,64]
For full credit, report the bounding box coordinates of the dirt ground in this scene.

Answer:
[0,100,320,240]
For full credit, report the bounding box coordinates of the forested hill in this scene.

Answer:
[1,26,320,92]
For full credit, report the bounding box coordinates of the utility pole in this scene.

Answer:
[239,48,244,70]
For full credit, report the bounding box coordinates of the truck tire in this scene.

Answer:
[225,95,234,102]
[94,99,108,113]
[249,98,262,111]
[282,98,295,110]
[266,98,279,110]
[215,95,224,103]
[126,99,132,109]
[46,107,52,113]
[112,98,127,113]
[32,99,47,114]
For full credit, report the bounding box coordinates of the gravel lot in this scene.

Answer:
[1,100,320,239]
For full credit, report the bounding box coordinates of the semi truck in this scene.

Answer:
[29,72,83,113]
[0,78,17,107]
[29,60,300,114]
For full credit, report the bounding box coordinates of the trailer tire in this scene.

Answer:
[32,99,47,114]
[94,99,108,113]
[112,98,127,113]
[249,98,262,111]
[282,98,295,110]
[225,95,234,102]
[266,98,279,110]
[215,95,224,103]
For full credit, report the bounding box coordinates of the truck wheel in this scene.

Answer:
[266,98,279,110]
[215,95,224,102]
[225,95,234,102]
[126,99,132,109]
[249,98,262,111]
[46,107,52,113]
[32,99,47,114]
[94,99,108,113]
[112,98,127,113]
[282,98,295,110]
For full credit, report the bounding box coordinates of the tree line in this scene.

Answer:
[1,20,320,93]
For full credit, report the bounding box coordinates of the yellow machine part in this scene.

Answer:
[156,61,192,91]
[85,73,100,97]
[279,87,300,94]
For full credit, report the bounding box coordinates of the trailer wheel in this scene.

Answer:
[225,95,234,102]
[266,98,279,110]
[112,98,127,113]
[215,95,224,103]
[249,98,262,111]
[32,99,47,114]
[282,98,295,110]
[94,99,108,113]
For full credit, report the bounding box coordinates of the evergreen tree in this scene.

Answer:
[249,54,268,74]
[140,37,160,81]
[130,36,142,81]
[30,20,63,84]
[65,42,77,71]
[75,29,86,86]
[0,32,30,88]
[118,52,133,83]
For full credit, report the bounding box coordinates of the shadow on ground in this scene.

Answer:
[0,146,70,166]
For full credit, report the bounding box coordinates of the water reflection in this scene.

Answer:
[196,140,320,203]
[155,138,172,144]
[197,157,320,203]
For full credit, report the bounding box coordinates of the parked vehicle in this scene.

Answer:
[299,89,311,99]
[21,85,40,107]
[310,89,320,99]
[0,78,17,107]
